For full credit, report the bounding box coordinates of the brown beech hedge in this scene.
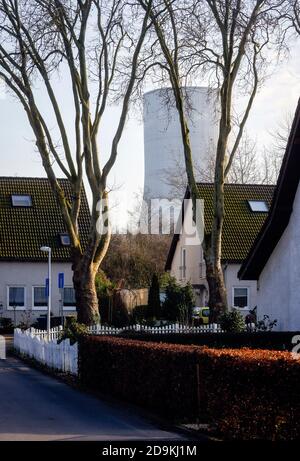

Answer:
[79,336,300,440]
[118,330,300,351]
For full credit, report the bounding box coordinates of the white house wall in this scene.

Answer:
[257,182,300,331]
[170,197,258,310]
[171,197,203,286]
[0,261,76,324]
[224,264,258,310]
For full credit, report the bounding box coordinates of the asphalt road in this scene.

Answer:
[0,353,189,441]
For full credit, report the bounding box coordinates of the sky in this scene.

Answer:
[0,41,300,229]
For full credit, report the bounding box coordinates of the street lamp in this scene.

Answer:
[40,246,52,340]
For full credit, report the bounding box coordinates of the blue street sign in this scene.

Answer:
[58,272,64,289]
[45,278,49,297]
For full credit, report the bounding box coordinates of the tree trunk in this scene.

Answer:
[73,263,99,325]
[71,242,101,325]
[205,255,227,322]
[204,80,231,320]
[71,222,111,325]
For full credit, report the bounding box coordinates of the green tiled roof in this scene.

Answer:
[166,183,276,270]
[197,183,275,262]
[0,177,90,262]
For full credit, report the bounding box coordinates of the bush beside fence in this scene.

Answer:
[79,335,300,440]
[117,330,300,351]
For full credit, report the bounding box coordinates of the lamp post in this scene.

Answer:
[40,246,52,340]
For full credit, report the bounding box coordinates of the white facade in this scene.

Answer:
[169,199,258,312]
[256,181,300,331]
[0,261,76,324]
[143,87,219,199]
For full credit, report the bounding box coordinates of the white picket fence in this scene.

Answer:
[26,323,222,341]
[28,326,64,341]
[13,323,222,376]
[87,323,223,336]
[14,328,78,375]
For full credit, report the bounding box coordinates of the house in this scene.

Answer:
[0,177,90,325]
[165,183,275,313]
[239,101,300,331]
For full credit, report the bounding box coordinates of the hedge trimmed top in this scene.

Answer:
[0,177,90,262]
[166,183,275,268]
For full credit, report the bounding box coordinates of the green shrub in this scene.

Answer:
[110,292,131,327]
[95,270,132,327]
[132,305,149,323]
[0,317,14,330]
[18,310,34,330]
[148,273,161,319]
[59,317,88,345]
[162,279,194,323]
[159,272,176,289]
[95,270,114,323]
[220,309,245,333]
[117,330,298,351]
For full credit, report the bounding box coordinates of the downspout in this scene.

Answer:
[223,261,229,306]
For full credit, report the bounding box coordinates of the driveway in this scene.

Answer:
[0,351,191,441]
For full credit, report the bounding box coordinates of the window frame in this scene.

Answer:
[247,200,269,212]
[180,247,186,280]
[7,285,26,310]
[32,286,48,310]
[11,194,32,208]
[232,287,250,309]
[63,286,76,311]
[59,233,71,247]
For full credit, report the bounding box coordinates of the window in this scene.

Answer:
[63,287,76,309]
[180,248,186,279]
[233,287,249,308]
[8,286,25,309]
[248,200,268,212]
[59,233,71,246]
[11,194,32,207]
[33,286,47,309]
[199,248,205,278]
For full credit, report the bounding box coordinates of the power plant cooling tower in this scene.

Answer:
[143,87,219,199]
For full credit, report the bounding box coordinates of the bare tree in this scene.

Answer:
[254,113,291,184]
[162,133,268,199]
[228,135,260,184]
[0,0,152,324]
[281,0,300,33]
[103,233,172,288]
[102,188,172,287]
[138,0,288,320]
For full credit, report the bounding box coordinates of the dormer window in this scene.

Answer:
[11,194,32,207]
[248,200,269,212]
[59,233,71,246]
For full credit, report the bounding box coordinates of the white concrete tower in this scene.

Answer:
[143,87,219,199]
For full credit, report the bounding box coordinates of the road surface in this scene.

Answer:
[0,353,190,441]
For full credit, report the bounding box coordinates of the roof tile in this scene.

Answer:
[0,177,90,262]
[197,183,275,261]
[165,183,276,270]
